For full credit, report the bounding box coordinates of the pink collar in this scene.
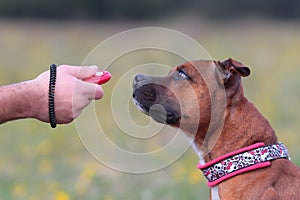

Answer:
[197,142,290,187]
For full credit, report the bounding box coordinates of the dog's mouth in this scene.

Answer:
[132,91,180,124]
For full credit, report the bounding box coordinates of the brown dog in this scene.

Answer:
[132,58,300,200]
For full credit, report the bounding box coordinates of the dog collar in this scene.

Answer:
[197,142,290,187]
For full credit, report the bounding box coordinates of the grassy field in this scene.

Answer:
[0,18,300,199]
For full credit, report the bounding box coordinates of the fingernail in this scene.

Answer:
[95,71,104,76]
[89,65,98,69]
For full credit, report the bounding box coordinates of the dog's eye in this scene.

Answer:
[178,69,189,79]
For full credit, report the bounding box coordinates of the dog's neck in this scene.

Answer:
[189,93,278,200]
[192,93,277,164]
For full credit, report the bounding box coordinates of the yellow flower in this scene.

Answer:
[54,191,70,200]
[188,170,202,185]
[75,164,96,194]
[103,195,113,200]
[171,165,186,181]
[38,158,52,174]
[12,183,27,197]
[37,140,53,156]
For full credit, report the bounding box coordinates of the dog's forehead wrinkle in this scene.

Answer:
[181,62,218,83]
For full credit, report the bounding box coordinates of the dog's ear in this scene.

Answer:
[218,58,251,86]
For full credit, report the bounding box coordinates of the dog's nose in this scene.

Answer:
[133,74,146,89]
[134,74,146,82]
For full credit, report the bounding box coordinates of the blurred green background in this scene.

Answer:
[1,1,300,199]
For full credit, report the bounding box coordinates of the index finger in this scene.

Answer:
[59,65,99,80]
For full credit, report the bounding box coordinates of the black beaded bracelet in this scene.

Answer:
[48,64,57,128]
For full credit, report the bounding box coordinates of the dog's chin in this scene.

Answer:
[133,97,180,124]
[149,107,180,124]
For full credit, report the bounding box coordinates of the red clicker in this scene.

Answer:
[84,71,111,85]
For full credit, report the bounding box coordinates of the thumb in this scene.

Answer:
[60,65,99,80]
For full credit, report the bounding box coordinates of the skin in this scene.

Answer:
[133,58,300,199]
[0,65,103,125]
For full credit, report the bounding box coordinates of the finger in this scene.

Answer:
[59,65,99,80]
[77,80,104,100]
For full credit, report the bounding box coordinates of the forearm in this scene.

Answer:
[0,80,46,124]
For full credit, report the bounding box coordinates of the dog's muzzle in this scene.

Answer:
[132,74,180,124]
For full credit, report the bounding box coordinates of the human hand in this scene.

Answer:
[32,65,104,124]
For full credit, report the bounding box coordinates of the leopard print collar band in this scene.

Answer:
[197,142,290,187]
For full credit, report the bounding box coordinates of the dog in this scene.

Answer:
[132,58,300,200]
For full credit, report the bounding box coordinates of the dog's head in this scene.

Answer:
[132,58,250,135]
